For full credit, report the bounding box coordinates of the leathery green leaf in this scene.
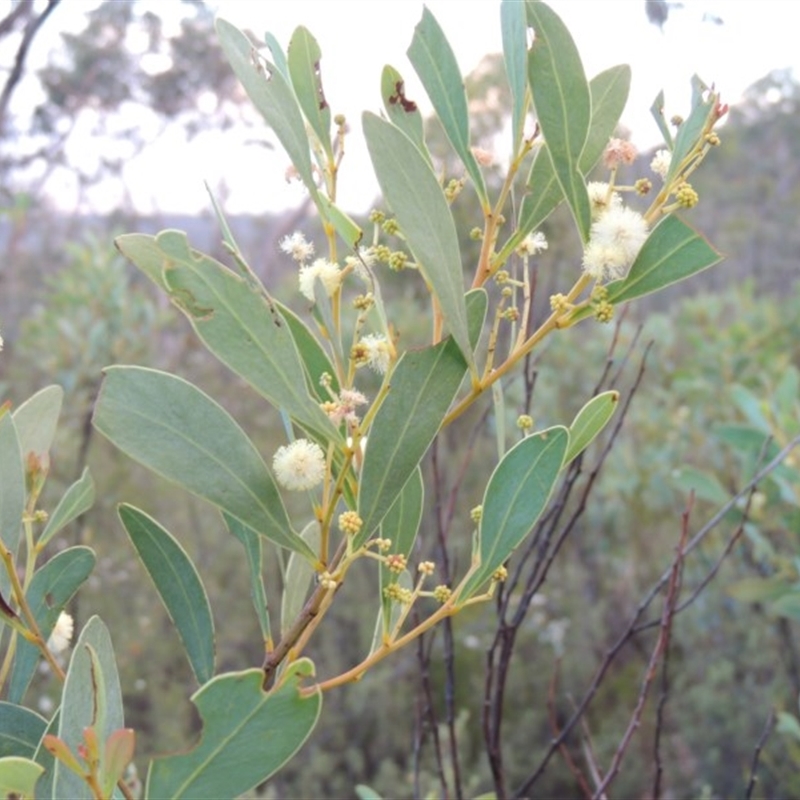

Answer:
[606,215,722,305]
[356,337,468,547]
[118,504,215,686]
[54,617,124,800]
[281,521,319,637]
[363,112,473,366]
[92,366,315,561]
[115,233,169,291]
[146,660,322,799]
[526,0,591,241]
[667,75,716,183]
[465,288,489,350]
[319,197,363,250]
[264,31,290,81]
[39,467,95,548]
[277,300,339,400]
[0,704,46,759]
[379,468,424,634]
[459,426,568,600]
[0,414,24,603]
[157,229,336,442]
[650,89,673,148]
[225,514,271,646]
[8,547,95,705]
[287,26,332,159]
[216,19,318,202]
[506,65,630,257]
[215,19,356,250]
[580,65,631,173]
[408,7,487,205]
[501,0,528,148]
[12,385,63,464]
[0,757,44,799]
[564,391,619,465]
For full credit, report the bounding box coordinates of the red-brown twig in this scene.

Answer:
[590,494,691,799]
[547,660,594,799]
[744,707,776,800]
[513,431,800,799]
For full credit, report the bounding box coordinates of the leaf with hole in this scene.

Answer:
[146,660,322,799]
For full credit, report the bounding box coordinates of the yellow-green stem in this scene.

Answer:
[0,540,65,681]
[444,273,592,427]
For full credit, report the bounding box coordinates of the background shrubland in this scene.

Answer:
[1,2,799,798]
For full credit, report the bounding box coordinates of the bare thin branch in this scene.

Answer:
[744,707,775,800]
[513,434,800,798]
[591,495,690,799]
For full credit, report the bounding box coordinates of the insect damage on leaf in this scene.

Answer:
[167,285,215,320]
[388,80,418,113]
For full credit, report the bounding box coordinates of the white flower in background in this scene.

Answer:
[273,439,326,491]
[298,258,342,302]
[650,149,672,179]
[47,611,74,655]
[516,231,548,257]
[582,206,649,282]
[279,231,314,263]
[586,181,622,220]
[345,246,377,282]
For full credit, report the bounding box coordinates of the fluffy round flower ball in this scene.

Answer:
[650,149,672,179]
[582,206,648,282]
[47,611,74,655]
[361,333,391,374]
[299,258,342,302]
[273,439,326,491]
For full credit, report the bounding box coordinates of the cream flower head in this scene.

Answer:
[360,334,392,374]
[582,206,648,282]
[516,231,548,257]
[273,439,326,491]
[586,182,622,220]
[650,149,672,179]
[279,231,315,263]
[299,258,342,302]
[47,611,74,655]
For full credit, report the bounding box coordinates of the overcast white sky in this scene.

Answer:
[35,1,800,214]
